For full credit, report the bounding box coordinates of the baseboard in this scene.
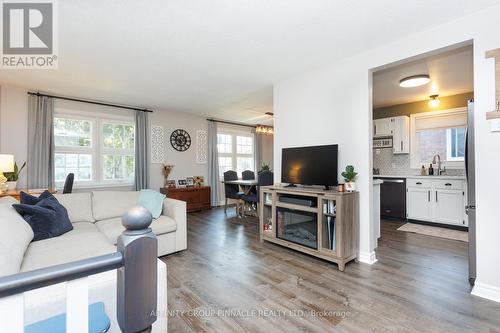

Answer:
[358,251,378,265]
[472,281,500,303]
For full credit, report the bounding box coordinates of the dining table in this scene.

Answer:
[222,179,258,217]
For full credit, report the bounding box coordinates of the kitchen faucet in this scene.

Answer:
[432,154,446,175]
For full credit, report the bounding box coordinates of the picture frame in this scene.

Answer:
[186,177,194,187]
[177,179,187,188]
[193,176,204,187]
[166,180,176,189]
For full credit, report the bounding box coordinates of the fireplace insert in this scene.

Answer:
[276,207,317,249]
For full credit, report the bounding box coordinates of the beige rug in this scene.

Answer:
[397,223,468,242]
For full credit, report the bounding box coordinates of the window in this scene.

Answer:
[54,113,135,187]
[410,108,467,169]
[217,130,254,178]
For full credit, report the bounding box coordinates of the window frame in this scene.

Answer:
[217,128,255,179]
[409,107,467,169]
[54,109,135,189]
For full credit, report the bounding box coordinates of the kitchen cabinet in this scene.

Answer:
[392,116,410,154]
[406,178,467,226]
[407,187,433,221]
[373,118,393,137]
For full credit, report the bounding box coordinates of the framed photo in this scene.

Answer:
[186,177,194,187]
[166,180,176,189]
[193,176,204,187]
[177,179,187,188]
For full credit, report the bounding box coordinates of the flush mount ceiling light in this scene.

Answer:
[399,75,431,88]
[428,94,440,108]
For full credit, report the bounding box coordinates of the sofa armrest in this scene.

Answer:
[162,198,187,251]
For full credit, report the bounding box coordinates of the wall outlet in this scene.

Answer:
[490,119,500,132]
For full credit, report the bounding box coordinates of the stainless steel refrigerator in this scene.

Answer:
[465,100,476,285]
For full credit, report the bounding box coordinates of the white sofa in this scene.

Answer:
[0,190,188,332]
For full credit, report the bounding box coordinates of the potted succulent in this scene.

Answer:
[341,165,358,192]
[259,162,272,173]
[4,161,26,190]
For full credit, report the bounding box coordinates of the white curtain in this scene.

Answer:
[207,121,220,206]
[27,95,54,189]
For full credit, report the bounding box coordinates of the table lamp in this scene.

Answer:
[0,154,14,193]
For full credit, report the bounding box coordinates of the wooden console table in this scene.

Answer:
[0,188,57,201]
[160,186,211,213]
[259,185,358,271]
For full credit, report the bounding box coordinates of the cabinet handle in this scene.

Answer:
[428,190,430,202]
[416,182,422,185]
[374,125,377,134]
[401,141,403,151]
[436,191,438,202]
[445,183,452,186]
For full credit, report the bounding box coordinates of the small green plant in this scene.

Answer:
[5,161,26,181]
[259,162,272,173]
[341,165,357,182]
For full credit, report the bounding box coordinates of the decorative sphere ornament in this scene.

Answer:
[122,206,153,230]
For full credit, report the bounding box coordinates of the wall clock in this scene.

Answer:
[170,129,191,152]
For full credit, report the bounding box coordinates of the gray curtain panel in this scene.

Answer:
[27,95,55,189]
[207,121,220,206]
[254,130,262,173]
[135,110,150,190]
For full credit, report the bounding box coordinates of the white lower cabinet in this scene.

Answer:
[406,178,467,227]
[407,187,433,221]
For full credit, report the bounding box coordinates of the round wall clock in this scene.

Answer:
[170,129,191,151]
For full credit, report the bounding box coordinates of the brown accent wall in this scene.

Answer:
[373,92,473,119]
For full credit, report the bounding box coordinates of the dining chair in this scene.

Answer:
[241,171,273,217]
[241,170,255,180]
[223,170,244,214]
[63,173,75,194]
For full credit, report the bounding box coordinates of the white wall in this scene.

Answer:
[149,110,207,190]
[0,84,208,192]
[274,5,500,302]
[0,85,28,188]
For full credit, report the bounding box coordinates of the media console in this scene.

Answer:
[259,185,359,271]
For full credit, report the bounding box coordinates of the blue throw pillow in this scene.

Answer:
[138,189,166,219]
[13,192,73,241]
[19,190,53,205]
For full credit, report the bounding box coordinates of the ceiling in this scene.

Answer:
[373,46,474,108]
[0,1,497,124]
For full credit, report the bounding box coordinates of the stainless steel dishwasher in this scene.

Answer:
[375,177,406,220]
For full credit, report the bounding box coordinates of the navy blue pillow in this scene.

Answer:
[13,192,73,241]
[19,190,53,205]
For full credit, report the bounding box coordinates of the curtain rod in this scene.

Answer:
[207,118,262,128]
[27,91,153,113]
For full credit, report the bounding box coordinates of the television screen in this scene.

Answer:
[281,144,338,187]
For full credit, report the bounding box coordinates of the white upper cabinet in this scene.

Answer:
[373,118,393,137]
[392,116,410,154]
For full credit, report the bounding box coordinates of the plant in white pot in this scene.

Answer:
[5,161,26,190]
[341,165,358,192]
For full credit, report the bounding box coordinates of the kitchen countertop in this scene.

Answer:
[374,174,466,180]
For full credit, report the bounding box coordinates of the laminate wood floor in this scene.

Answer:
[161,208,500,333]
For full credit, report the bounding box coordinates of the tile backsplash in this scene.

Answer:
[373,148,465,176]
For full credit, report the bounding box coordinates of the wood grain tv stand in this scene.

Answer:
[259,185,359,271]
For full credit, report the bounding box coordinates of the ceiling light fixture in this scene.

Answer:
[428,94,440,108]
[399,75,431,88]
[256,125,274,135]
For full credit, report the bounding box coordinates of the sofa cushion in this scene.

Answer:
[53,193,95,223]
[92,191,140,221]
[21,222,115,272]
[95,215,177,244]
[0,198,34,276]
[13,195,73,241]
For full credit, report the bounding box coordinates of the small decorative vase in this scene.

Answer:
[5,181,17,190]
[345,181,356,192]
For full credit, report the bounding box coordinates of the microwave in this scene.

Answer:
[373,137,393,149]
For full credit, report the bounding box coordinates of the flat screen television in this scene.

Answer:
[281,144,338,188]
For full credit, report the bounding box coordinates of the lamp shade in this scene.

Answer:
[0,154,14,172]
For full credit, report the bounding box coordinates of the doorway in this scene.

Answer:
[369,41,476,283]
